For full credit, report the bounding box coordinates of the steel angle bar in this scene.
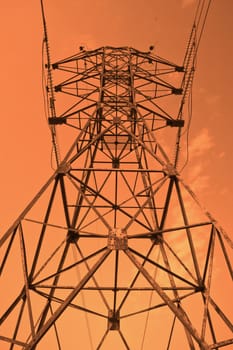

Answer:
[128,247,197,288]
[0,171,57,247]
[124,175,169,231]
[174,177,202,283]
[124,249,210,350]
[179,178,233,250]
[129,221,212,239]
[118,122,170,167]
[66,173,112,230]
[25,249,111,349]
[18,223,36,338]
[32,246,107,287]
[0,336,28,347]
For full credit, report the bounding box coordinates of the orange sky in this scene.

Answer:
[0,1,232,349]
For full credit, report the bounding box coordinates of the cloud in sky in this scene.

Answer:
[182,128,215,195]
[205,94,221,106]
[181,0,196,9]
[188,127,214,158]
[218,151,225,159]
[188,173,210,194]
[186,163,210,192]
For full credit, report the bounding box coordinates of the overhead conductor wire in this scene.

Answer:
[40,0,61,168]
[174,0,213,172]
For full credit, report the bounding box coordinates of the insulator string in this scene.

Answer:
[40,0,61,168]
[174,0,213,171]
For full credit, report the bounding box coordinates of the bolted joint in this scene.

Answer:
[163,163,178,177]
[57,162,71,174]
[66,230,79,244]
[112,157,120,168]
[108,227,128,250]
[151,232,163,244]
[108,310,120,330]
[195,285,206,293]
[113,116,121,124]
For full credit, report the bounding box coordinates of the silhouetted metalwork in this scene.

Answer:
[0,47,232,349]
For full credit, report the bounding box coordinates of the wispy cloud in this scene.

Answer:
[205,94,220,106]
[186,163,210,192]
[198,88,221,108]
[189,173,210,193]
[188,127,214,158]
[218,151,225,159]
[181,0,196,9]
[182,128,214,194]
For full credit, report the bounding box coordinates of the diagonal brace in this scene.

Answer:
[124,249,211,350]
[25,249,111,349]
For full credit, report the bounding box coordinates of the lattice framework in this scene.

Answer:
[0,47,232,350]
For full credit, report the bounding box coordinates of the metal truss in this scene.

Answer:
[0,47,232,350]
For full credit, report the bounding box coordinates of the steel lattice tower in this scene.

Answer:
[0,46,232,350]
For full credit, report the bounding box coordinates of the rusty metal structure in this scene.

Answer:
[0,44,232,350]
[0,2,233,348]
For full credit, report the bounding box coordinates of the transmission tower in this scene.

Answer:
[0,43,232,350]
[1,0,233,346]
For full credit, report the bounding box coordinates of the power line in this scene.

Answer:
[140,249,160,349]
